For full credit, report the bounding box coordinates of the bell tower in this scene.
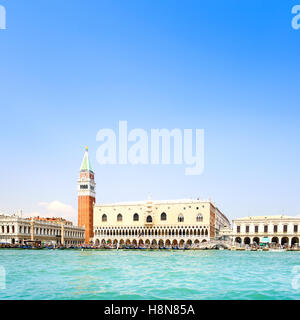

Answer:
[78,146,96,244]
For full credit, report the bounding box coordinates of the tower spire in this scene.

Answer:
[80,146,93,172]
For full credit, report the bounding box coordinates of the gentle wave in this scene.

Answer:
[0,250,299,300]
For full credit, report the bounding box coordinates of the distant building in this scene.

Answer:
[31,216,73,226]
[0,214,85,246]
[93,197,230,247]
[231,215,300,247]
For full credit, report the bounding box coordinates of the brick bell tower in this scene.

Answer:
[78,146,96,244]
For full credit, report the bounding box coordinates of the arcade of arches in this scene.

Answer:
[94,225,210,247]
[234,236,299,246]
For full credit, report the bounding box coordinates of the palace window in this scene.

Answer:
[264,225,268,233]
[161,212,167,221]
[196,214,203,222]
[117,214,123,222]
[294,225,298,233]
[102,214,107,222]
[178,214,184,223]
[274,225,278,233]
[284,225,288,233]
[146,216,153,223]
[237,226,240,233]
[255,225,258,233]
[133,213,139,221]
[245,225,249,233]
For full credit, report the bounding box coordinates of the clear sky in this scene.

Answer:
[0,0,299,223]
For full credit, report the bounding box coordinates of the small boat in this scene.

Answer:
[269,248,287,252]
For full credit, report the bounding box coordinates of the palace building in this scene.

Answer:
[93,198,230,247]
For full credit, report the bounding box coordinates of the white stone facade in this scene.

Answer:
[0,215,85,246]
[93,198,230,247]
[231,215,300,247]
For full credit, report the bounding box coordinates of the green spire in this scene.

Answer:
[80,146,93,172]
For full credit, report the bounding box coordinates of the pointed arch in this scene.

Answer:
[196,214,203,222]
[146,216,153,223]
[178,214,184,222]
[161,212,167,221]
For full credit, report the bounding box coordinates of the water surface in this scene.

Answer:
[0,250,299,300]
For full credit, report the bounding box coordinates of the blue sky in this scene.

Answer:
[0,0,299,222]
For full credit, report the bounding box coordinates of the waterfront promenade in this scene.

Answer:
[1,239,299,251]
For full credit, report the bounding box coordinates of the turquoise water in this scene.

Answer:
[0,249,300,300]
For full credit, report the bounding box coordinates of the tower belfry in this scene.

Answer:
[78,146,96,244]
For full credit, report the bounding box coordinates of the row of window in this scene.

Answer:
[101,213,204,223]
[237,224,298,233]
[0,225,84,238]
[95,228,209,237]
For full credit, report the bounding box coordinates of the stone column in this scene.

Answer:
[61,224,65,246]
[30,220,34,241]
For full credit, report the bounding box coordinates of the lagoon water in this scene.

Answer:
[0,249,299,300]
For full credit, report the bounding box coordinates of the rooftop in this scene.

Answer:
[95,198,214,207]
[233,215,300,221]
